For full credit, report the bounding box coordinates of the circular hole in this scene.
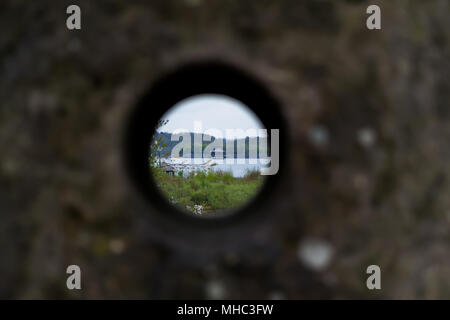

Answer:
[150,94,269,218]
[124,61,286,232]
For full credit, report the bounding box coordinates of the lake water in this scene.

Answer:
[159,158,269,178]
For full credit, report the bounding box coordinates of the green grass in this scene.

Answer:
[152,168,265,215]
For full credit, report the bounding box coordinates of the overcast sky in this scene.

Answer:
[158,94,265,138]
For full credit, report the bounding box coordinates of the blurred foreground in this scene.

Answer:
[0,0,449,299]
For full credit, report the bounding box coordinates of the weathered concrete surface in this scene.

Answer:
[0,0,449,298]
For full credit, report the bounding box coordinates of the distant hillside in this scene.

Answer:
[153,132,270,158]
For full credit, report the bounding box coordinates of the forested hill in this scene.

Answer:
[153,132,269,158]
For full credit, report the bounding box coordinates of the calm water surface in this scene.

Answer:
[161,158,269,178]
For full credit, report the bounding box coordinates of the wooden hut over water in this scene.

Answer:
[161,162,175,175]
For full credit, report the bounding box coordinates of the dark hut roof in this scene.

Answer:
[161,163,175,171]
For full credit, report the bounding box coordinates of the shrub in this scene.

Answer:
[151,167,265,215]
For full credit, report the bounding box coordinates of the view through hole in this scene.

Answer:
[149,94,270,218]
